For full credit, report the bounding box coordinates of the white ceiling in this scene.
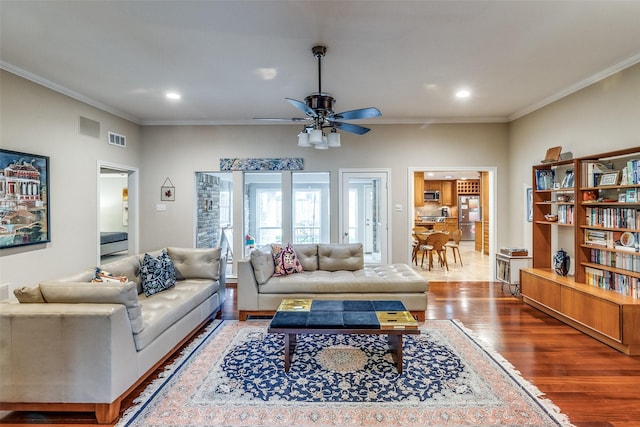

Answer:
[1,0,640,126]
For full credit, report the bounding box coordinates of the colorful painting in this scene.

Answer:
[220,158,304,171]
[0,149,50,249]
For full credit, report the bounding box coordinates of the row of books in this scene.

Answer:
[622,159,640,185]
[585,207,639,229]
[585,266,640,298]
[557,205,574,224]
[496,259,511,282]
[584,229,619,247]
[589,248,640,272]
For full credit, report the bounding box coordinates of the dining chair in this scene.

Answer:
[412,229,429,266]
[445,229,463,266]
[411,227,429,265]
[422,232,450,271]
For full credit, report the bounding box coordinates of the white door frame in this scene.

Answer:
[97,161,139,265]
[339,168,391,264]
[407,166,497,280]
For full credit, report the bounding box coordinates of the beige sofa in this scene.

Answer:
[0,246,225,424]
[238,243,428,321]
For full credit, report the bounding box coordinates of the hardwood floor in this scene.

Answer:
[2,282,640,426]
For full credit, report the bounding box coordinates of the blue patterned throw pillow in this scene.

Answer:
[140,251,176,297]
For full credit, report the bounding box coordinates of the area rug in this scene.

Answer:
[117,320,573,427]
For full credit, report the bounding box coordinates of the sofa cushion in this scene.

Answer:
[167,247,221,280]
[140,251,176,297]
[250,248,275,285]
[272,243,304,276]
[13,286,45,303]
[292,244,319,271]
[38,281,144,333]
[259,264,427,294]
[318,243,364,271]
[134,279,218,350]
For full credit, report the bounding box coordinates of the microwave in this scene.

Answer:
[424,190,440,201]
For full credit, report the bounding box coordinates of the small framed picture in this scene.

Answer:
[627,189,637,203]
[618,193,626,202]
[599,171,620,186]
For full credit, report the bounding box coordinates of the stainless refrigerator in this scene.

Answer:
[458,195,480,241]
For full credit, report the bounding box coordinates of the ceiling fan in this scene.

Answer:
[256,45,382,148]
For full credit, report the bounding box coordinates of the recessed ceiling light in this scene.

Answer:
[455,89,471,99]
[166,92,181,100]
[255,67,278,80]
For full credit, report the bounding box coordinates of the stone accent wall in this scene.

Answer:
[195,173,220,248]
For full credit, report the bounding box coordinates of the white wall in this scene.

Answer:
[139,122,510,262]
[100,174,128,233]
[0,70,142,290]
[509,62,640,257]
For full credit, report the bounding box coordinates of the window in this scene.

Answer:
[292,172,330,243]
[244,173,282,249]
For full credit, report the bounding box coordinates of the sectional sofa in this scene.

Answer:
[238,243,428,321]
[0,246,225,424]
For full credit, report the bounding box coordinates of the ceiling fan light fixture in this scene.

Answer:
[315,137,329,150]
[297,131,311,147]
[328,129,341,147]
[309,128,323,145]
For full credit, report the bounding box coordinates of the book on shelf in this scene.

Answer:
[623,159,639,185]
[584,229,620,247]
[535,169,555,190]
[583,161,613,188]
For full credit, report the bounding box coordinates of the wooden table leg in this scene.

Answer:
[387,334,404,374]
[284,333,297,372]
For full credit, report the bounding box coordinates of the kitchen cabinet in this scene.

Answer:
[413,172,424,206]
[441,180,455,205]
[424,180,442,192]
[444,218,458,234]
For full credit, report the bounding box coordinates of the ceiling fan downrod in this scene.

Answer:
[312,45,327,95]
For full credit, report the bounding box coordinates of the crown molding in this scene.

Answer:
[509,52,640,121]
[0,61,141,124]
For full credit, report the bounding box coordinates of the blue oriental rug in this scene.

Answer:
[117,320,574,427]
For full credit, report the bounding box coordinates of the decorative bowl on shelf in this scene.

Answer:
[544,214,558,222]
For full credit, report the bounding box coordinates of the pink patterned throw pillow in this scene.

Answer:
[272,243,304,276]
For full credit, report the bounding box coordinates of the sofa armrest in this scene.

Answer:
[237,258,260,312]
[0,303,138,404]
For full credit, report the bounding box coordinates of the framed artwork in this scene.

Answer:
[0,149,50,249]
[526,187,533,222]
[161,177,175,201]
[599,171,620,186]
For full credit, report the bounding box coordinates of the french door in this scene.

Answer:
[339,170,389,264]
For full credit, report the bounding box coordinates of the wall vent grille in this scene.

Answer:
[108,131,126,148]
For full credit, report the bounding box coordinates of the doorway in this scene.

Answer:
[409,167,496,281]
[97,162,138,265]
[339,169,390,264]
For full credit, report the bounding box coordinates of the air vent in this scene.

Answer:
[108,131,126,148]
[79,116,100,138]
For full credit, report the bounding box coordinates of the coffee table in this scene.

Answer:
[267,299,420,374]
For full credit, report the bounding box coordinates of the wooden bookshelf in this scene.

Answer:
[523,147,640,355]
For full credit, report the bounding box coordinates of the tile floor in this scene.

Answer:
[412,240,491,281]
